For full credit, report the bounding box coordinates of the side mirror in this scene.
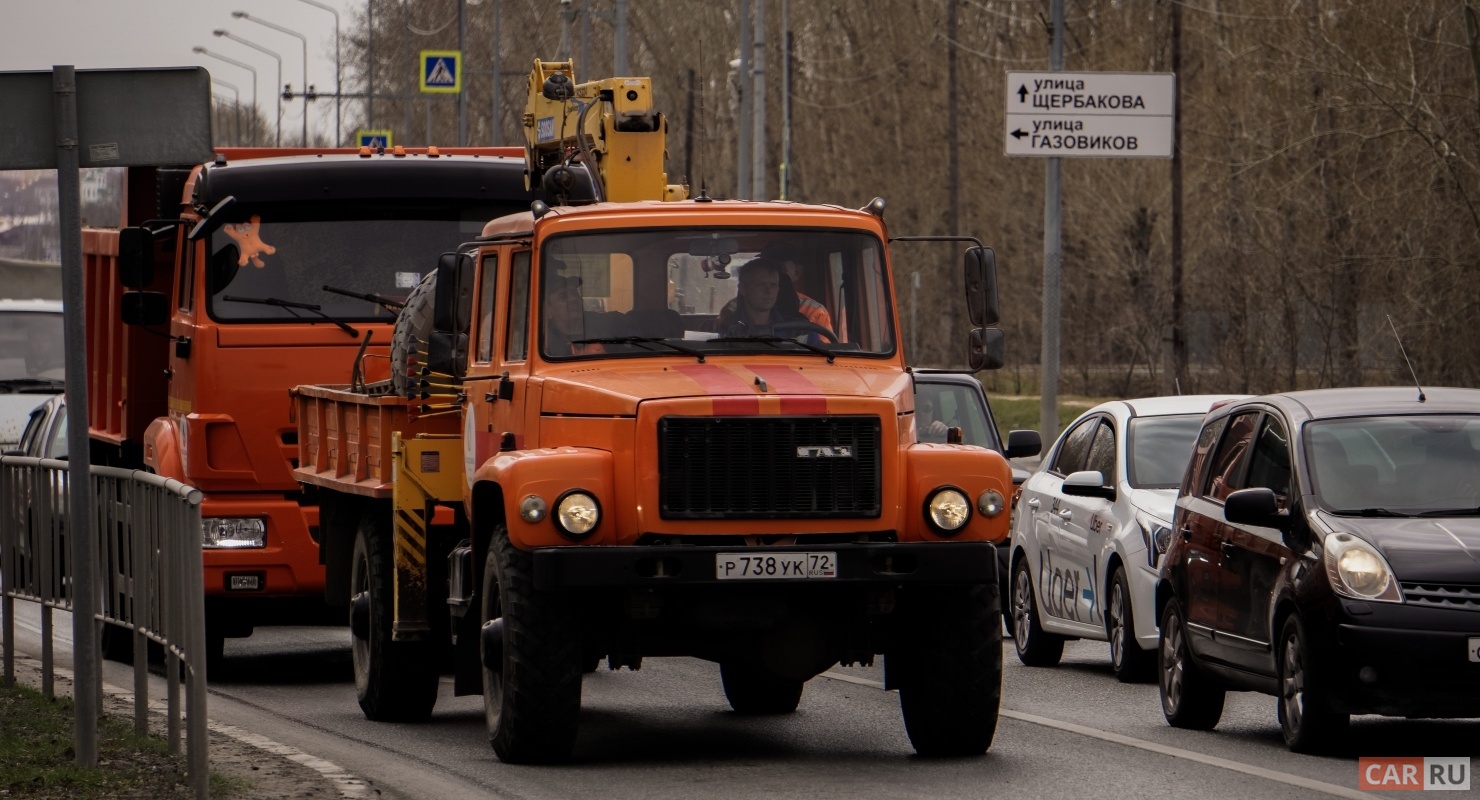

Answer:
[1004,429,1042,459]
[432,252,475,334]
[1223,487,1291,531]
[187,195,237,241]
[964,246,1000,327]
[967,327,1005,371]
[1062,470,1115,501]
[425,331,468,380]
[120,291,170,327]
[118,226,154,288]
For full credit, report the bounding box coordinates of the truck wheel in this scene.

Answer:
[482,530,583,764]
[1107,566,1154,683]
[350,508,438,722]
[895,584,1002,756]
[1011,558,1064,667]
[1158,599,1224,730]
[390,271,437,396]
[720,662,804,714]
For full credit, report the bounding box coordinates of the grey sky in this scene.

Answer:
[0,0,360,142]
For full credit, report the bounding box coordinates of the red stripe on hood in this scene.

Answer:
[747,365,828,414]
[673,364,761,415]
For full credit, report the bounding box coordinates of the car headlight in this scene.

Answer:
[977,489,1006,518]
[926,487,971,534]
[1135,511,1172,569]
[202,518,266,549]
[554,491,600,537]
[1323,532,1402,603]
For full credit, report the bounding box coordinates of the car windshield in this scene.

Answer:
[1307,415,1480,515]
[916,381,999,449]
[1127,414,1203,489]
[0,311,65,383]
[538,229,895,359]
[208,202,518,322]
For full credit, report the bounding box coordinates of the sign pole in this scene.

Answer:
[53,64,99,767]
[1040,0,1065,446]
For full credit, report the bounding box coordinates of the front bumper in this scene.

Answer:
[533,541,998,591]
[1318,601,1480,717]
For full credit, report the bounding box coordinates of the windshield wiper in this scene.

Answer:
[571,336,707,362]
[1330,507,1411,518]
[1415,507,1480,517]
[321,284,406,310]
[710,334,835,363]
[222,295,359,338]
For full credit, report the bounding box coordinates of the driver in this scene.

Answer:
[714,245,833,332]
[713,258,808,336]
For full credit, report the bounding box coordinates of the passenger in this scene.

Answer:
[544,275,603,355]
[917,395,950,443]
[713,258,808,336]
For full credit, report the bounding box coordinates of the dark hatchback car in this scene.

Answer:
[1156,387,1480,752]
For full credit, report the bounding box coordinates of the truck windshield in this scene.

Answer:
[539,229,895,359]
[0,311,65,383]
[207,203,516,323]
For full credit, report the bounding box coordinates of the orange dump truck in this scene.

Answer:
[289,61,1027,763]
[83,147,532,666]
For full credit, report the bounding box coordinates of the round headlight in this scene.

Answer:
[519,495,547,523]
[927,488,971,533]
[977,489,1006,518]
[555,491,600,537]
[1337,546,1390,596]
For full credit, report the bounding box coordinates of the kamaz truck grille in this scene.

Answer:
[658,416,882,519]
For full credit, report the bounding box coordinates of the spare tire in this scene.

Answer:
[391,271,437,396]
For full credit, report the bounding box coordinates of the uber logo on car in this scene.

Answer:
[796,445,852,458]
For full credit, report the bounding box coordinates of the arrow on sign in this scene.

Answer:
[1010,128,1028,140]
[1017,84,1028,103]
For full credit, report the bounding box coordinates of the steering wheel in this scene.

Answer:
[726,319,838,343]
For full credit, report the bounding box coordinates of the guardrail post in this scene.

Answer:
[130,477,149,736]
[166,486,182,755]
[1,461,13,688]
[40,464,55,697]
[182,484,208,800]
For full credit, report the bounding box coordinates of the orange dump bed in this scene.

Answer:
[291,385,459,499]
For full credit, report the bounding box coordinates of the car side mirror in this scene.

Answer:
[1062,470,1115,501]
[963,246,999,326]
[118,226,154,288]
[1223,487,1291,532]
[121,291,170,327]
[432,252,474,334]
[967,327,1005,371]
[1004,429,1041,459]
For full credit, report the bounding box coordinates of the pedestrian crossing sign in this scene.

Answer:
[356,129,393,149]
[420,50,462,94]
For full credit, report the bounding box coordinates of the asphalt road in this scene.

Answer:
[7,607,1476,799]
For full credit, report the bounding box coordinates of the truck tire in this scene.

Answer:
[895,583,1002,757]
[391,271,437,396]
[350,507,439,722]
[482,530,583,764]
[720,661,804,714]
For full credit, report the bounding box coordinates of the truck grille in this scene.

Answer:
[1400,582,1480,611]
[659,416,882,519]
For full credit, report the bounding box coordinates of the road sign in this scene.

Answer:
[1004,71,1175,158]
[420,50,462,94]
[356,129,393,149]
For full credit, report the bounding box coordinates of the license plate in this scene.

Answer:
[715,552,838,580]
[1470,637,1480,663]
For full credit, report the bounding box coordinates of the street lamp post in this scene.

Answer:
[214,29,284,147]
[211,79,243,145]
[233,11,309,146]
[194,46,259,146]
[295,0,341,146]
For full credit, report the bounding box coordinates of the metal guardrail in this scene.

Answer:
[0,456,208,799]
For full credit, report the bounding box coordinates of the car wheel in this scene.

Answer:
[720,661,804,714]
[1011,557,1064,667]
[1158,600,1224,730]
[1107,566,1155,683]
[1278,615,1349,753]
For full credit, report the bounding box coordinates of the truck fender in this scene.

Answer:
[142,417,184,480]
[471,447,615,550]
[904,444,1014,543]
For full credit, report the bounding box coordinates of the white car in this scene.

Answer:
[0,299,65,453]
[1007,395,1246,681]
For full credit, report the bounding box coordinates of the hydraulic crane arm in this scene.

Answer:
[522,59,687,204]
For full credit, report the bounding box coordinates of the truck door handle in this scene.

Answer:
[1179,525,1193,541]
[1026,498,1041,509]
[1057,508,1073,521]
[1220,540,1236,554]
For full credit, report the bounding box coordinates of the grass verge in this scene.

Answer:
[989,395,1106,437]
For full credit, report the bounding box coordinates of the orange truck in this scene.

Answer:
[83,147,534,667]
[290,61,1030,763]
